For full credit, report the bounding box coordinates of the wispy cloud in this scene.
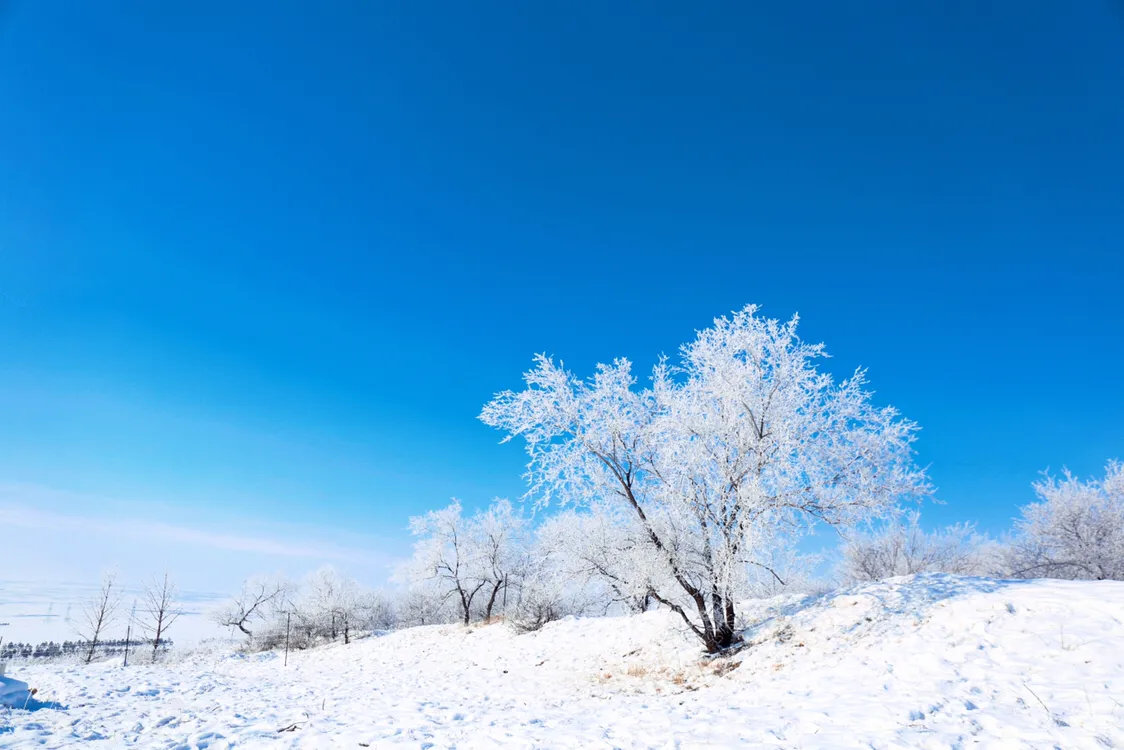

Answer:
[0,503,378,563]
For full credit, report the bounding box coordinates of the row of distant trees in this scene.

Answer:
[0,637,168,662]
[211,565,396,651]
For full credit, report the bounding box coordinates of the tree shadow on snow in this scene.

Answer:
[3,696,68,713]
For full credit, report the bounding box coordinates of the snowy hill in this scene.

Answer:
[3,574,1122,748]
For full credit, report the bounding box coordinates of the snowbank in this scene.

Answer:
[2,574,1122,748]
[0,673,32,708]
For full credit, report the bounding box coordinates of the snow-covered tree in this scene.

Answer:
[1005,461,1124,581]
[481,305,930,653]
[395,588,450,628]
[535,503,654,613]
[301,565,363,643]
[402,498,529,625]
[473,498,528,620]
[505,508,618,633]
[838,511,993,583]
[403,501,487,625]
[356,590,398,632]
[213,576,289,639]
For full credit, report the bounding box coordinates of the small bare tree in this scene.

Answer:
[78,572,122,664]
[214,577,288,638]
[141,572,182,660]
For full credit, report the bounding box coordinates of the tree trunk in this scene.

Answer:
[459,588,472,625]
[152,616,163,660]
[483,579,504,620]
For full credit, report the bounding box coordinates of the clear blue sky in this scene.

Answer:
[1,2,1121,588]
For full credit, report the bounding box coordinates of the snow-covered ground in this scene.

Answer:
[2,574,1122,748]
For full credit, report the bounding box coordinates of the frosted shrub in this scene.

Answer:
[1005,461,1124,581]
[839,511,994,583]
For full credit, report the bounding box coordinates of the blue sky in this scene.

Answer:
[1,2,1121,591]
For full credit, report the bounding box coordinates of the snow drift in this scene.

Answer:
[2,574,1122,748]
[0,674,32,709]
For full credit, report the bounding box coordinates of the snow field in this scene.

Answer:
[3,574,1122,748]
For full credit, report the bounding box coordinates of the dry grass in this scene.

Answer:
[709,658,741,677]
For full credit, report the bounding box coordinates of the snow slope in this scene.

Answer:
[2,575,1122,748]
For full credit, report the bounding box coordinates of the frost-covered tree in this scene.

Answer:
[301,565,363,643]
[213,576,289,638]
[505,508,618,633]
[481,305,930,653]
[1005,461,1124,581]
[838,511,992,583]
[473,498,528,620]
[535,503,654,613]
[357,590,398,632]
[403,501,488,625]
[402,498,529,625]
[396,588,449,628]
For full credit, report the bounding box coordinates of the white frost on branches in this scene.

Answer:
[839,511,995,583]
[481,305,931,652]
[1006,460,1124,581]
[401,498,528,625]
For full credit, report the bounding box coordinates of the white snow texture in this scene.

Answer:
[2,574,1122,748]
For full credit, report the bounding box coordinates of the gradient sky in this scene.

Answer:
[1,2,1122,592]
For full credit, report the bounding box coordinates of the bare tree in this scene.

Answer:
[78,572,122,664]
[141,572,182,660]
[214,576,288,638]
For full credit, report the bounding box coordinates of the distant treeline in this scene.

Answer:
[1,638,173,660]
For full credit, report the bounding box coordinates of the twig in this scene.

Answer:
[1022,681,1063,726]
